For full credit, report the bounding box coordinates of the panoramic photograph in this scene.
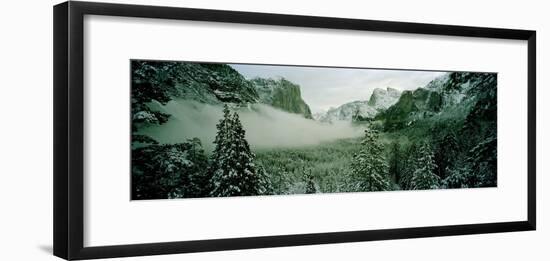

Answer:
[130,60,497,200]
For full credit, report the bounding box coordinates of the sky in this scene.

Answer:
[230,64,445,114]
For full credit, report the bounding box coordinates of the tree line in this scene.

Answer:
[347,124,496,193]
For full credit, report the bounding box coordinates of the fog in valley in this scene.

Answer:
[137,99,363,151]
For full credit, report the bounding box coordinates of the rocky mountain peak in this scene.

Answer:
[368,87,402,110]
[251,77,313,119]
[387,87,401,96]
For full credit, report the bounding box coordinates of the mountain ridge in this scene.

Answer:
[132,61,314,120]
[376,72,496,131]
[317,87,402,123]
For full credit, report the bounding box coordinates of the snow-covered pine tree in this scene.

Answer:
[185,138,213,198]
[398,143,418,190]
[411,142,440,190]
[256,164,273,195]
[131,61,176,146]
[442,156,472,189]
[467,133,497,187]
[350,128,390,192]
[208,105,232,195]
[131,138,209,200]
[229,111,262,195]
[211,104,233,161]
[274,167,291,195]
[388,141,402,185]
[304,169,317,194]
[209,106,270,196]
[434,132,459,179]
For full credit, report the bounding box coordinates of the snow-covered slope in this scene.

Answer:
[318,101,377,123]
[318,87,401,123]
[132,61,260,105]
[377,72,496,131]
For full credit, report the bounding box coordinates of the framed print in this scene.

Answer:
[53,1,536,260]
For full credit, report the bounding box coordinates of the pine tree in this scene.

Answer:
[442,156,472,188]
[131,138,209,200]
[388,141,402,185]
[186,139,213,197]
[274,167,290,195]
[411,142,440,190]
[230,111,262,194]
[131,61,177,146]
[304,169,317,194]
[256,164,274,195]
[434,132,459,179]
[467,133,497,187]
[209,105,239,196]
[350,128,390,192]
[210,105,233,164]
[209,106,270,196]
[399,143,418,190]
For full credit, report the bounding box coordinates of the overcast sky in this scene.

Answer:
[230,64,445,114]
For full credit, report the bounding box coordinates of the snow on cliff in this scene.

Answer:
[317,87,401,123]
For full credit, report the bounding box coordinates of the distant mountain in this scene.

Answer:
[250,77,313,119]
[318,87,401,123]
[318,101,377,123]
[368,87,402,110]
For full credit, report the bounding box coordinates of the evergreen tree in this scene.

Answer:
[411,142,440,190]
[444,132,496,189]
[209,106,270,196]
[442,156,472,188]
[434,132,459,179]
[304,169,317,194]
[274,167,291,195]
[185,139,214,197]
[388,141,402,184]
[399,143,418,190]
[212,105,233,156]
[256,164,274,195]
[131,61,176,146]
[131,138,209,200]
[230,111,263,194]
[467,133,497,187]
[350,128,390,191]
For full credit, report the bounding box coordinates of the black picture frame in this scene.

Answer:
[53,1,536,260]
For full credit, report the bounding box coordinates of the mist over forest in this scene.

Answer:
[137,100,363,151]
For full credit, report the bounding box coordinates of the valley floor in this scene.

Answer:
[255,136,397,195]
